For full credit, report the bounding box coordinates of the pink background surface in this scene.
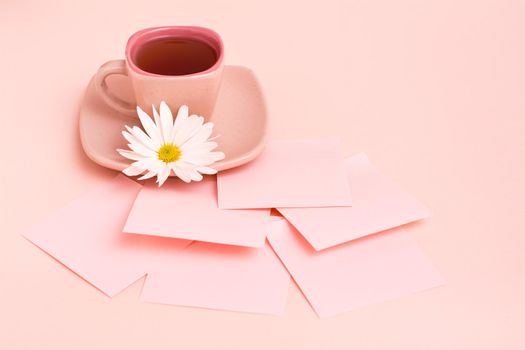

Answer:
[0,0,523,349]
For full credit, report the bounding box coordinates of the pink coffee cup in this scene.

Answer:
[94,26,224,119]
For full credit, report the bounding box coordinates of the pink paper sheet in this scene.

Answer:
[23,175,190,296]
[141,241,290,315]
[278,153,432,250]
[124,178,270,247]
[267,219,445,318]
[217,138,352,209]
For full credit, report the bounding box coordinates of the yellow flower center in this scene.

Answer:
[157,144,181,163]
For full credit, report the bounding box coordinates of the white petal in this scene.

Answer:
[145,160,164,177]
[210,151,226,160]
[156,165,171,187]
[152,104,161,127]
[159,101,174,144]
[122,129,149,150]
[130,126,160,150]
[172,160,196,170]
[137,106,162,143]
[132,158,164,171]
[171,165,192,183]
[172,115,204,145]
[117,149,146,161]
[128,142,157,158]
[123,165,145,176]
[171,104,189,139]
[180,123,214,150]
[181,141,219,155]
[152,104,164,144]
[123,127,160,154]
[196,166,218,175]
[189,169,203,182]
[176,104,189,121]
[181,151,225,166]
[138,170,157,180]
[167,161,214,181]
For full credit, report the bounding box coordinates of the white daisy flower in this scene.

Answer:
[117,101,225,187]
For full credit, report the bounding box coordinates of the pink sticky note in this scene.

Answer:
[124,178,270,247]
[141,241,290,315]
[278,153,432,250]
[217,138,352,209]
[23,175,189,296]
[267,219,445,318]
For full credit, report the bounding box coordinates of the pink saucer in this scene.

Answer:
[80,65,268,173]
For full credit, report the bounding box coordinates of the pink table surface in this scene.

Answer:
[1,0,523,349]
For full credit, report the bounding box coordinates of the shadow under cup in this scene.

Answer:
[127,28,223,77]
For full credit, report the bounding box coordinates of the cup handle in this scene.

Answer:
[94,60,136,116]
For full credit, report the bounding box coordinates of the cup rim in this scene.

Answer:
[125,26,224,78]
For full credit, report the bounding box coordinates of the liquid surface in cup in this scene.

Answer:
[134,38,218,76]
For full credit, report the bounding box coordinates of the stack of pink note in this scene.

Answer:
[23,138,444,317]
